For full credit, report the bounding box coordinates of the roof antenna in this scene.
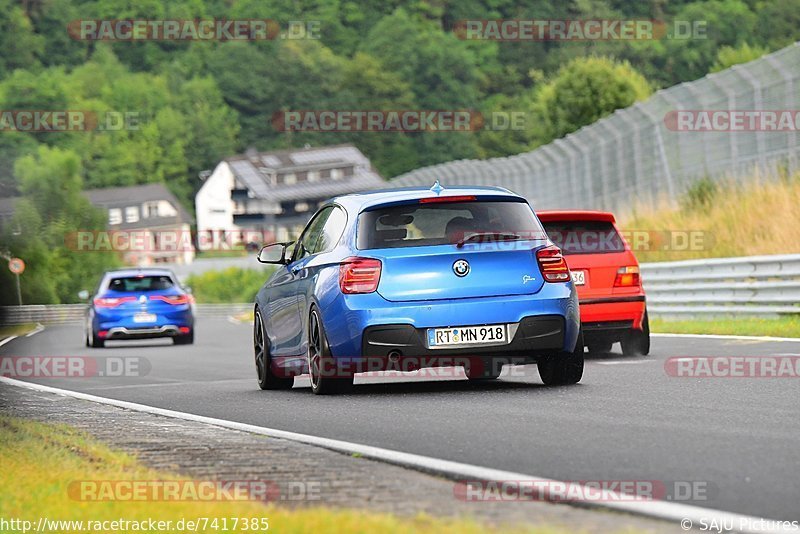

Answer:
[430,180,444,195]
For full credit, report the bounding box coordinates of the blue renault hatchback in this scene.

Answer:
[85,268,195,347]
[254,185,582,394]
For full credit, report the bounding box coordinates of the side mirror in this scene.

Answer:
[77,290,90,301]
[257,242,293,264]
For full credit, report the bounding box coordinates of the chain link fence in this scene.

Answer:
[390,42,800,214]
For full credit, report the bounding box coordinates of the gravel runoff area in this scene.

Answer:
[0,382,681,533]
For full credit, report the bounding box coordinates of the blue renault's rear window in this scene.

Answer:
[107,276,174,292]
[357,200,546,249]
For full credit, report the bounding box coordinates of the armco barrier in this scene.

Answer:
[641,254,800,317]
[2,255,799,324]
[0,303,253,326]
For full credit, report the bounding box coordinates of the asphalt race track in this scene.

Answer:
[2,318,798,521]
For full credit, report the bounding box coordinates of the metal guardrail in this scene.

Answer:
[0,303,254,326]
[2,255,799,324]
[642,254,800,317]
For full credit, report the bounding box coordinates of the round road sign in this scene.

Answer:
[8,257,25,275]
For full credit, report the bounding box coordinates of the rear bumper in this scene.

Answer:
[320,281,581,360]
[578,295,646,334]
[362,315,565,359]
[93,308,194,339]
[104,325,187,340]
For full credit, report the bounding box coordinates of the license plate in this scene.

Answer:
[133,313,157,323]
[427,324,508,348]
[571,270,586,286]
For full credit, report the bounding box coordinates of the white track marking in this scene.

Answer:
[25,323,45,337]
[0,376,793,533]
[0,335,17,348]
[653,333,800,343]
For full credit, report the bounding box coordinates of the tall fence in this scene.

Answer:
[390,42,800,214]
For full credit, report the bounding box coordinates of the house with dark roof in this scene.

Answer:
[85,183,195,265]
[196,144,383,244]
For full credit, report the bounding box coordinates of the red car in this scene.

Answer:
[537,210,650,356]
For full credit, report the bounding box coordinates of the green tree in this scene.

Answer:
[531,56,652,145]
[2,146,118,304]
[710,42,768,72]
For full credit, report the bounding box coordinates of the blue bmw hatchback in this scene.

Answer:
[254,185,582,394]
[85,268,195,348]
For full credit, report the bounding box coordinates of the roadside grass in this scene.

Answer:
[0,416,571,534]
[186,267,273,304]
[651,316,800,338]
[0,323,36,338]
[622,172,800,262]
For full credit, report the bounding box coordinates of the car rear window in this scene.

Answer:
[357,200,545,249]
[107,275,174,292]
[541,221,625,255]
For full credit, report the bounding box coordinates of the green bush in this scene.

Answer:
[185,267,274,304]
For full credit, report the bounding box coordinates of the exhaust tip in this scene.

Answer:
[387,350,402,363]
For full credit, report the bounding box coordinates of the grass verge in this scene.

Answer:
[0,416,568,534]
[651,316,800,338]
[0,323,36,339]
[622,172,800,262]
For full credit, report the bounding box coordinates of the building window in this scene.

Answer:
[330,168,343,180]
[307,170,320,182]
[143,201,159,218]
[108,208,122,225]
[125,206,139,223]
[283,173,297,185]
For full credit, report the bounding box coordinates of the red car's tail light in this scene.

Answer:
[149,294,191,305]
[614,266,641,287]
[340,257,382,294]
[93,296,136,307]
[536,245,570,282]
[419,195,477,204]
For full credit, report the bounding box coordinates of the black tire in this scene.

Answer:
[173,331,194,345]
[308,307,353,395]
[254,309,293,390]
[464,360,502,380]
[621,311,650,356]
[587,341,613,354]
[89,328,104,348]
[538,331,584,386]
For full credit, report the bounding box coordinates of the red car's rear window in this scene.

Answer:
[541,221,625,255]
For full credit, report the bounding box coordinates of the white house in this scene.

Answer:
[195,144,383,247]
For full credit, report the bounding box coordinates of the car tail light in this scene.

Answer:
[614,266,641,287]
[149,294,191,305]
[179,326,191,334]
[97,330,108,338]
[93,296,135,307]
[340,257,382,294]
[536,245,570,282]
[419,195,477,204]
